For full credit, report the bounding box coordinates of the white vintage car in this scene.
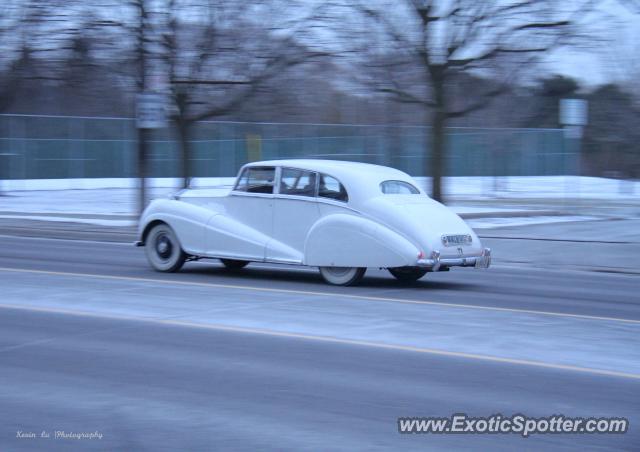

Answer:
[137,159,490,285]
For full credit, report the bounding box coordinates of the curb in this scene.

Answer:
[457,209,567,220]
[0,211,136,220]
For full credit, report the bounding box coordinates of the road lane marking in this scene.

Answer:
[481,235,637,244]
[0,302,638,381]
[0,266,639,325]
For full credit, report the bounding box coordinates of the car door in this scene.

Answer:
[206,166,275,261]
[266,167,320,263]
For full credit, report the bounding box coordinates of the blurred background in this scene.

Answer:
[0,0,638,207]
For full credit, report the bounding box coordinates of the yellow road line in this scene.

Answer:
[0,302,639,380]
[0,266,639,324]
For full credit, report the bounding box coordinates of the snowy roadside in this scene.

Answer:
[0,212,595,229]
[2,175,638,199]
[0,175,636,229]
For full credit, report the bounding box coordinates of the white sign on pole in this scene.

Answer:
[136,92,168,129]
[560,99,588,126]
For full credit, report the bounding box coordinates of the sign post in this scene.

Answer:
[560,98,588,205]
[136,91,167,217]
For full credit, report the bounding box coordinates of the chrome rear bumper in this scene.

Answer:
[417,248,491,271]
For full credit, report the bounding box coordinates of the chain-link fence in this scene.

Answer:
[0,114,572,180]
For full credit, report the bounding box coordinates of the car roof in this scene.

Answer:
[244,159,409,181]
[242,159,421,204]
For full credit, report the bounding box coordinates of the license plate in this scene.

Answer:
[441,234,472,247]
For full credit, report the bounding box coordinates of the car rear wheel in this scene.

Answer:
[220,259,249,270]
[319,267,366,286]
[145,223,187,272]
[388,266,428,282]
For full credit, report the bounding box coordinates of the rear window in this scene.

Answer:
[380,180,419,194]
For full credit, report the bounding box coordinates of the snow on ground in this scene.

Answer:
[467,215,600,230]
[0,212,599,230]
[0,176,636,229]
[2,175,638,199]
[0,214,136,227]
[433,176,637,200]
[1,188,167,215]
[444,206,528,215]
[0,177,236,192]
[0,185,553,217]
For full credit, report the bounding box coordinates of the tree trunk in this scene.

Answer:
[430,110,446,201]
[177,119,191,189]
[137,128,148,214]
[430,72,447,202]
[135,0,148,219]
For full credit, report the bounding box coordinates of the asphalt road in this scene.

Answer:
[0,221,639,450]
[0,229,638,320]
[1,307,638,451]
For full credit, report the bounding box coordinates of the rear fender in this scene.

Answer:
[304,214,419,267]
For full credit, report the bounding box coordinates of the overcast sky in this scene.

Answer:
[544,0,640,87]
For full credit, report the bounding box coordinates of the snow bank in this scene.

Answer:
[2,175,637,199]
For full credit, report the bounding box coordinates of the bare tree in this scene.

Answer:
[348,0,593,201]
[132,0,149,217]
[0,2,19,112]
[0,0,47,112]
[0,0,59,193]
[601,7,640,106]
[157,0,328,188]
[619,0,640,12]
[584,83,640,178]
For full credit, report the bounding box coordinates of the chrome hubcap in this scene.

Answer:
[155,234,172,259]
[325,267,351,277]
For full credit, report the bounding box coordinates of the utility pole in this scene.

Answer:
[135,1,168,217]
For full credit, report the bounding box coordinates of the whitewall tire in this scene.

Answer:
[319,267,366,286]
[145,223,187,272]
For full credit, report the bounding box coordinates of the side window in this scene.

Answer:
[279,168,317,197]
[318,174,348,202]
[234,167,275,194]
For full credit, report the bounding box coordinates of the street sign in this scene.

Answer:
[560,99,588,126]
[136,92,168,129]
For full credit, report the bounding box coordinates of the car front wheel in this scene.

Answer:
[388,266,428,282]
[145,223,187,272]
[319,267,366,286]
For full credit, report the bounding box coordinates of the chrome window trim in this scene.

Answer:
[229,191,275,199]
[273,193,318,203]
[277,166,319,199]
[273,166,282,195]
